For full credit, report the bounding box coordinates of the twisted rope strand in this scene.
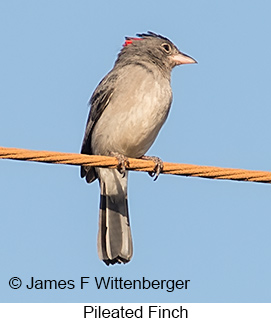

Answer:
[1,146,271,183]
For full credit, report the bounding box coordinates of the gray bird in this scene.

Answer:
[81,31,196,265]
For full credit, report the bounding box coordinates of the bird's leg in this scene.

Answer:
[110,151,130,177]
[141,155,164,181]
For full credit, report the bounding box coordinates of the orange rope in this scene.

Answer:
[1,146,271,183]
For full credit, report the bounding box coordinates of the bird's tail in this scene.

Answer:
[97,168,133,265]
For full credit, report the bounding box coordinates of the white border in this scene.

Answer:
[0,303,270,322]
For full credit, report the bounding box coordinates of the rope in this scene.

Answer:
[1,146,271,184]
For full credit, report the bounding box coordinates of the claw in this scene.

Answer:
[110,152,130,177]
[141,155,164,181]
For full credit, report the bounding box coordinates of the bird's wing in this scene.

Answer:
[81,72,117,155]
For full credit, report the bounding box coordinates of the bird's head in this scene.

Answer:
[116,31,197,73]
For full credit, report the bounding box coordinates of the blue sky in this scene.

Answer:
[0,0,271,303]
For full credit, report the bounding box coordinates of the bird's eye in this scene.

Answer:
[161,43,171,53]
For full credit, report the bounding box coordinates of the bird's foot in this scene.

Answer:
[110,152,130,177]
[141,155,164,181]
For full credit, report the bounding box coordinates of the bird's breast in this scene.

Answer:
[91,65,172,158]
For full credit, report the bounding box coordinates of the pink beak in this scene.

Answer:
[170,52,197,65]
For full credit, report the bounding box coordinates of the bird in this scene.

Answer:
[80,31,196,265]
